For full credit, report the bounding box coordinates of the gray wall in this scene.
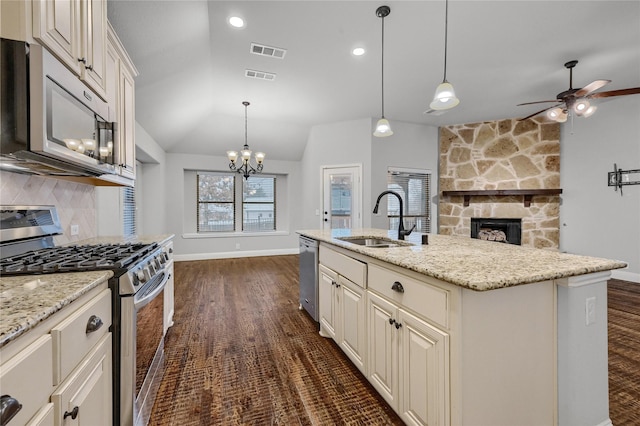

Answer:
[560,95,640,281]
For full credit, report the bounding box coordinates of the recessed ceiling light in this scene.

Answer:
[352,47,365,56]
[229,16,245,28]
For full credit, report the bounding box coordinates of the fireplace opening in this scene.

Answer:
[471,218,522,245]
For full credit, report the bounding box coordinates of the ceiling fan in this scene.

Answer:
[518,60,640,122]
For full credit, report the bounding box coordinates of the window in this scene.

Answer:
[123,186,136,236]
[197,172,235,232]
[197,172,276,233]
[243,176,275,231]
[386,167,431,233]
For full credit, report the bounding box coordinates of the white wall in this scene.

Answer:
[135,123,167,236]
[300,118,373,229]
[560,95,640,282]
[165,152,302,260]
[299,118,439,232]
[370,120,439,232]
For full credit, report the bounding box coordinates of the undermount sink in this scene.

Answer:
[337,237,412,248]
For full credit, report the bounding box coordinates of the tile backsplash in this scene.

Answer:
[0,171,97,245]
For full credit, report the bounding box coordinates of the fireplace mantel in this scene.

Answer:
[441,189,563,207]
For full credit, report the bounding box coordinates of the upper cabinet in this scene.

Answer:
[106,23,138,180]
[32,0,108,100]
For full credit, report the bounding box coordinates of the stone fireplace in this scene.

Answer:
[438,118,561,249]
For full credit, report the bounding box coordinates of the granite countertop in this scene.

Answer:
[297,228,627,291]
[0,271,112,348]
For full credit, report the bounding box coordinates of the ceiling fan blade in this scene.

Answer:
[517,100,560,106]
[518,104,560,121]
[574,79,611,97]
[587,87,640,99]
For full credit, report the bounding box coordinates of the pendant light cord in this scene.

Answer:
[243,101,249,150]
[443,0,449,82]
[381,14,385,118]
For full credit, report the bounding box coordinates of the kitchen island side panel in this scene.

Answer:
[456,280,556,426]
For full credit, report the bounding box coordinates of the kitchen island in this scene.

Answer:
[297,228,627,426]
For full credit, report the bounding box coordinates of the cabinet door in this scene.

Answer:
[32,0,82,75]
[318,264,337,339]
[80,0,107,99]
[338,277,366,374]
[367,291,398,410]
[52,334,112,426]
[398,309,450,426]
[118,64,136,179]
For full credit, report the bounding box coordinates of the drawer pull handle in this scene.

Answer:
[64,406,79,420]
[0,394,22,426]
[391,281,405,293]
[86,315,104,334]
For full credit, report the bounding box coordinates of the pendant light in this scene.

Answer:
[374,5,393,137]
[227,101,265,179]
[430,0,460,110]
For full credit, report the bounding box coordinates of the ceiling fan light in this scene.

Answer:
[556,110,568,123]
[574,99,590,116]
[374,118,393,137]
[547,107,562,120]
[582,105,597,118]
[430,81,460,110]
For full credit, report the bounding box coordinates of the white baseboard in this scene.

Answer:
[174,248,299,262]
[611,269,640,283]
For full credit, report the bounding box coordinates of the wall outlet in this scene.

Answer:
[70,224,79,236]
[586,296,596,325]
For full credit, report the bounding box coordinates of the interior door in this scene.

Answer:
[322,165,362,230]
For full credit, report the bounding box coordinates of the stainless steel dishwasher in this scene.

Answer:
[299,235,319,322]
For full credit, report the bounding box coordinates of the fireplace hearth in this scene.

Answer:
[471,218,522,245]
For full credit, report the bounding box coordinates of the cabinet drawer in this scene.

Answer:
[0,335,53,426]
[26,403,54,426]
[319,245,367,288]
[368,263,449,329]
[51,289,111,385]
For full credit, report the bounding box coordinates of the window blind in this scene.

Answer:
[387,167,431,233]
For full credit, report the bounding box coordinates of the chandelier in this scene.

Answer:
[227,101,265,179]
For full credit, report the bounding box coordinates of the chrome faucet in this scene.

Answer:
[373,190,416,240]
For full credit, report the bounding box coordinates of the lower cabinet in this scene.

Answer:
[0,283,112,426]
[51,334,112,425]
[318,263,367,374]
[368,291,450,426]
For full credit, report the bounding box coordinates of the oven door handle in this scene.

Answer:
[134,271,169,310]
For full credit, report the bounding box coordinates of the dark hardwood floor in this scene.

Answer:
[149,255,639,425]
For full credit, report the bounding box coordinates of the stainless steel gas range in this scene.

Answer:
[0,206,172,426]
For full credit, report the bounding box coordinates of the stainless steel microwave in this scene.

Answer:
[0,38,129,185]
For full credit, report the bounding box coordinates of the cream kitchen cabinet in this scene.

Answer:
[368,291,449,426]
[318,245,367,374]
[106,23,138,180]
[32,0,108,100]
[51,334,111,426]
[0,282,111,426]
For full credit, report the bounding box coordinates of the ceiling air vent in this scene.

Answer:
[245,69,276,81]
[250,43,287,59]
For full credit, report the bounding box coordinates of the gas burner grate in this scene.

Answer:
[0,242,158,275]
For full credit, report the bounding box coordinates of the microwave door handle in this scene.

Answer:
[133,272,169,310]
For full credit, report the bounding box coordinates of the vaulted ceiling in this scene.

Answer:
[108,1,640,162]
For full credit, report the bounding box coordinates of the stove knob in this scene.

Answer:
[137,269,146,284]
[143,267,153,282]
